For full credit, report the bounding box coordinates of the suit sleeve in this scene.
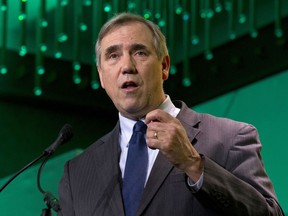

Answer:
[196,123,284,216]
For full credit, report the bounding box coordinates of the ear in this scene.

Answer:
[97,65,105,89]
[161,55,170,81]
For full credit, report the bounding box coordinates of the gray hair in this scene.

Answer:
[95,12,168,67]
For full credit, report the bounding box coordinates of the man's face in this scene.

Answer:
[97,22,170,120]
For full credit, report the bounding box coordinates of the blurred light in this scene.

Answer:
[182,78,191,87]
[57,33,68,43]
[202,9,214,19]
[41,19,48,28]
[250,30,258,38]
[73,62,81,71]
[155,13,161,19]
[80,23,88,31]
[229,32,236,40]
[175,5,183,15]
[18,13,26,21]
[128,2,136,10]
[182,12,189,21]
[34,86,42,96]
[191,35,199,45]
[238,14,247,23]
[143,10,152,19]
[170,65,177,75]
[19,45,27,56]
[158,19,165,27]
[1,5,7,11]
[54,51,62,59]
[40,44,47,52]
[73,75,82,84]
[37,66,45,75]
[200,10,206,18]
[91,80,100,89]
[61,0,69,7]
[215,1,223,13]
[274,28,283,38]
[0,66,8,75]
[83,0,92,6]
[274,0,283,39]
[104,3,112,12]
[205,51,214,60]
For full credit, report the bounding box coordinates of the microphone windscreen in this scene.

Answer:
[59,124,73,145]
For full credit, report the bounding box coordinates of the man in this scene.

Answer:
[58,13,284,215]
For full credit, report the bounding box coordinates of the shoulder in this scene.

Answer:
[67,122,120,167]
[174,100,255,133]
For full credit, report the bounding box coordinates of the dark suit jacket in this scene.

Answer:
[58,101,284,216]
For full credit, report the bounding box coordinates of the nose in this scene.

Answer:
[121,53,136,74]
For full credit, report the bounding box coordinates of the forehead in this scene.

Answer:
[101,22,154,47]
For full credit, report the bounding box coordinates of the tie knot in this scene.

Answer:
[133,121,147,133]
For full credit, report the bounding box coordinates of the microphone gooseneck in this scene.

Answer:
[0,124,73,193]
[0,123,73,215]
[37,124,73,214]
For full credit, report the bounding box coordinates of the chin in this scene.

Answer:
[121,104,146,118]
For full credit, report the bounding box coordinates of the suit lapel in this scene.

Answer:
[90,122,125,215]
[138,151,173,214]
[138,101,201,214]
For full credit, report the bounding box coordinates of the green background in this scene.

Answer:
[0,69,287,215]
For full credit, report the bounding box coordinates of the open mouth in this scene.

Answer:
[121,81,138,89]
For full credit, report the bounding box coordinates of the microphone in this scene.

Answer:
[38,124,73,214]
[44,123,73,155]
[0,124,73,192]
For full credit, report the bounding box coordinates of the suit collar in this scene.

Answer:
[174,100,201,143]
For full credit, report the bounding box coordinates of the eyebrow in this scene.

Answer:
[104,45,122,57]
[129,43,148,52]
[103,43,150,58]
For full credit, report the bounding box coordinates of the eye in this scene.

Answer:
[135,50,148,57]
[108,53,119,59]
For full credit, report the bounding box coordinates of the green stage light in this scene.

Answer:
[191,35,199,45]
[91,80,100,90]
[18,13,26,21]
[0,66,7,75]
[73,62,81,71]
[19,45,27,56]
[175,5,183,15]
[73,75,81,84]
[34,86,42,96]
[182,78,191,87]
[143,10,151,19]
[104,3,112,13]
[54,51,62,59]
[37,66,45,75]
[80,23,88,32]
[170,65,177,75]
[57,33,68,43]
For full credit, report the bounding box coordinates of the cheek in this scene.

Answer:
[102,75,113,90]
[99,67,116,86]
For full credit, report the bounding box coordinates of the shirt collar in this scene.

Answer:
[119,95,180,134]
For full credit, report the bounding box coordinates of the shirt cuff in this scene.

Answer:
[186,172,204,193]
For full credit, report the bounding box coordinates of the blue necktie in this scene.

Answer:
[122,121,148,216]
